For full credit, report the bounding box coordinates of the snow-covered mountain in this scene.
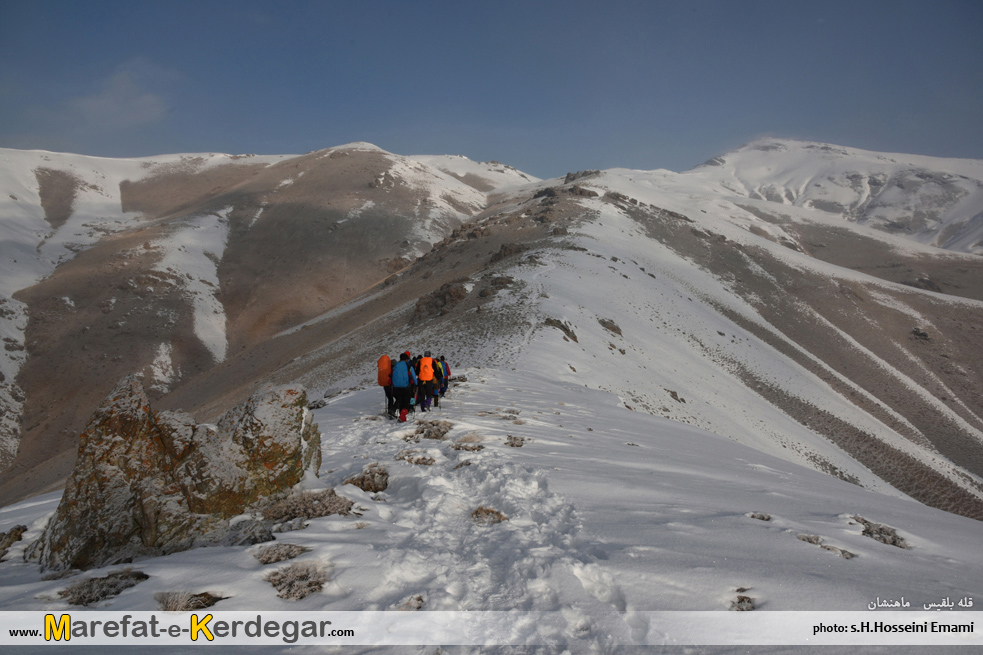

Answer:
[691,139,983,254]
[0,144,539,496]
[0,138,982,648]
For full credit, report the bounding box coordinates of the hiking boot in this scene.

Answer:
[399,409,408,422]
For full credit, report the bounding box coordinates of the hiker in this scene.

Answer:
[409,354,421,413]
[391,353,418,422]
[432,355,444,408]
[418,351,436,411]
[377,354,396,419]
[438,356,451,396]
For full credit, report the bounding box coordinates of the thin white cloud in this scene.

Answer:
[66,69,169,129]
[64,58,181,131]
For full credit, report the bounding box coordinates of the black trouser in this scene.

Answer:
[383,385,395,415]
[394,386,412,412]
[419,380,434,408]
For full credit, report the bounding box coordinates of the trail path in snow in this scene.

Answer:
[315,375,605,613]
[304,372,647,649]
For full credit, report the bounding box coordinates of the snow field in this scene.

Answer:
[491,175,983,499]
[0,369,981,652]
[409,154,541,193]
[684,139,983,254]
[152,207,232,363]
[501,214,897,493]
[148,343,179,395]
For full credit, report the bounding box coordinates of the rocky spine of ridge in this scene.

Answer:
[25,376,321,571]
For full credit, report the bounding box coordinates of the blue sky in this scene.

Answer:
[1,0,981,178]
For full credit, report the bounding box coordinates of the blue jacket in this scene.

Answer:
[391,360,417,388]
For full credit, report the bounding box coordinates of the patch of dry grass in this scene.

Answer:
[470,506,508,525]
[852,516,909,548]
[262,490,353,522]
[58,569,148,606]
[266,561,327,600]
[155,591,224,611]
[254,543,310,565]
[415,420,453,441]
[396,450,435,465]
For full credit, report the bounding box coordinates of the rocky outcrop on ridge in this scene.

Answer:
[26,376,321,571]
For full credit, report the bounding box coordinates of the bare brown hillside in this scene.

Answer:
[0,146,499,506]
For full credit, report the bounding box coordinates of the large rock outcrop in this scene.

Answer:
[26,376,321,571]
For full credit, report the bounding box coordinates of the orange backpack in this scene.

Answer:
[377,355,392,386]
[419,356,434,381]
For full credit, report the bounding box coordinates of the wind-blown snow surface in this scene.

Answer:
[0,372,980,651]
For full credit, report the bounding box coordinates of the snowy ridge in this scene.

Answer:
[262,144,983,518]
[1,370,981,648]
[491,170,983,505]
[384,155,487,242]
[0,139,980,647]
[502,210,956,495]
[410,153,541,193]
[688,139,983,254]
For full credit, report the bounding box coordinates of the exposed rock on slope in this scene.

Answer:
[413,282,469,320]
[26,376,321,571]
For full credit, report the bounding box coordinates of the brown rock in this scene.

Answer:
[568,185,599,198]
[413,282,469,319]
[0,525,27,561]
[26,376,321,571]
[387,257,411,273]
[598,318,622,336]
[345,463,389,493]
[489,243,528,264]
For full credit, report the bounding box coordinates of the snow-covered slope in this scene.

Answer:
[486,168,983,519]
[689,139,983,254]
[1,371,980,651]
[0,148,290,299]
[409,154,540,195]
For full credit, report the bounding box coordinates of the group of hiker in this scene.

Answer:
[377,351,452,422]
